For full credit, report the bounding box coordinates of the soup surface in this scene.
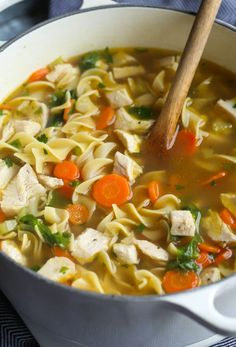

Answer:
[0,48,236,295]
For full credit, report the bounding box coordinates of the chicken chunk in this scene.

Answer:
[38,174,64,189]
[202,210,236,244]
[115,107,154,134]
[106,88,133,108]
[216,99,236,121]
[46,63,78,90]
[113,151,142,183]
[1,164,46,217]
[38,257,76,282]
[1,240,28,266]
[113,243,139,265]
[170,210,195,237]
[135,239,169,263]
[71,228,110,264]
[14,120,41,137]
[113,65,145,79]
[200,267,221,286]
[114,129,141,153]
[0,159,18,190]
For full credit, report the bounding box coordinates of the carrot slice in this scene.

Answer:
[215,248,232,265]
[58,180,74,199]
[53,246,75,262]
[163,270,199,294]
[198,243,221,254]
[201,171,226,186]
[54,161,79,181]
[67,204,89,225]
[28,67,49,83]
[92,174,131,207]
[0,210,6,223]
[196,252,212,268]
[171,129,196,156]
[148,181,159,203]
[96,106,115,130]
[63,100,75,122]
[0,104,14,111]
[220,208,236,229]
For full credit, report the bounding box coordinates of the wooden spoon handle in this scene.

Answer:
[148,0,222,151]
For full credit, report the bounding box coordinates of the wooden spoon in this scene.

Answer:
[146,0,222,153]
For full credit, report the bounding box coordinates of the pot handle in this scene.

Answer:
[160,275,236,336]
[81,0,117,10]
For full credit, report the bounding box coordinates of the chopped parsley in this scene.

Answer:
[3,156,13,167]
[47,113,64,127]
[210,180,216,186]
[9,139,22,149]
[98,82,106,89]
[31,265,40,272]
[43,149,48,155]
[49,90,66,107]
[0,110,3,116]
[60,266,69,274]
[70,89,77,99]
[69,180,80,187]
[135,223,145,233]
[128,106,154,120]
[37,134,48,143]
[167,234,202,272]
[20,214,71,249]
[233,103,236,109]
[103,47,113,64]
[79,52,101,71]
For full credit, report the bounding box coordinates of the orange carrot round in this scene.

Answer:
[92,174,131,207]
[96,106,115,130]
[196,252,212,268]
[148,181,160,203]
[198,243,221,254]
[53,246,75,262]
[63,100,75,122]
[172,129,196,156]
[163,270,199,294]
[220,209,236,228]
[28,67,49,83]
[67,204,89,225]
[201,171,226,186]
[215,248,232,265]
[0,210,6,223]
[54,161,79,181]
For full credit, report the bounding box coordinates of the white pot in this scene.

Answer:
[0,1,236,346]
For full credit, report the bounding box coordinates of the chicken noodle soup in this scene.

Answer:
[0,48,236,295]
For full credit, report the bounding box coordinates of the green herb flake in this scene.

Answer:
[103,47,113,64]
[47,113,64,127]
[60,266,69,274]
[0,110,3,116]
[98,82,106,89]
[19,214,71,248]
[3,156,13,168]
[69,180,80,187]
[79,52,100,71]
[43,149,48,155]
[233,104,236,109]
[128,106,154,120]
[210,180,216,186]
[135,223,145,233]
[49,91,66,107]
[37,134,48,143]
[9,139,22,149]
[175,184,185,190]
[167,234,202,272]
[31,265,40,272]
[70,89,77,99]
